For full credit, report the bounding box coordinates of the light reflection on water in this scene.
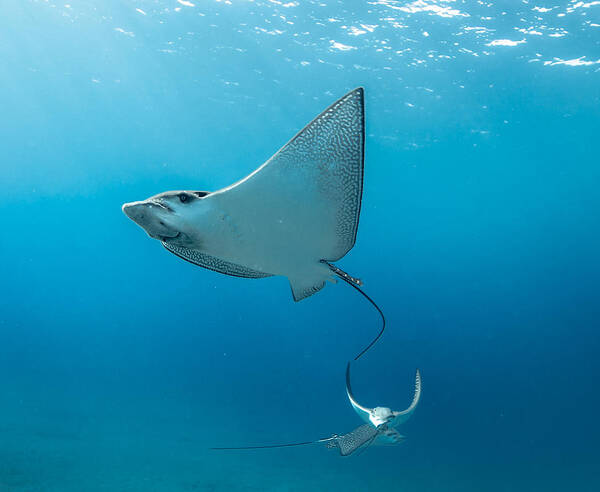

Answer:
[29,0,600,71]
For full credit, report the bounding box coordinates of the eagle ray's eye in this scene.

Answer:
[179,194,188,203]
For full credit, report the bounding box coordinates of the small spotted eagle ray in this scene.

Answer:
[211,362,422,456]
[123,88,385,360]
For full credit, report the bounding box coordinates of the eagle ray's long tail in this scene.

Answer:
[321,260,386,361]
[210,436,336,451]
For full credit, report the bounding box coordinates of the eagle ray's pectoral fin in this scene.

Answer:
[345,362,374,424]
[391,369,422,426]
[325,424,380,457]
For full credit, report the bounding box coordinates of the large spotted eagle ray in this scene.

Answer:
[211,363,422,456]
[122,88,384,359]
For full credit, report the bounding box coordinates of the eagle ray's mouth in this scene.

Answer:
[160,232,181,242]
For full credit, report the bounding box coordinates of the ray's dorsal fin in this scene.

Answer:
[162,243,273,279]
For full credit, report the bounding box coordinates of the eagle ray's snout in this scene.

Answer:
[122,200,179,241]
[123,202,151,225]
[122,201,142,220]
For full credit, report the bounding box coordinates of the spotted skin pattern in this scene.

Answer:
[263,87,365,261]
[327,424,379,456]
[162,242,273,279]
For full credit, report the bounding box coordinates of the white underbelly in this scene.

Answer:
[204,188,338,279]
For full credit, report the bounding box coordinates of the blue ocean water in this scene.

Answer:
[1,0,599,490]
